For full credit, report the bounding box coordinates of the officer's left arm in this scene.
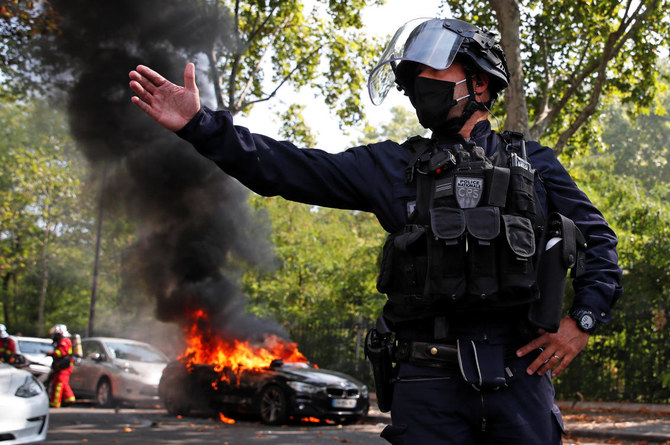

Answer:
[516,142,623,376]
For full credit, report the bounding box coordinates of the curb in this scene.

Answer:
[557,400,670,414]
[365,399,670,442]
[566,428,670,443]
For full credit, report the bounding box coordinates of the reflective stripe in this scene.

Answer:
[51,382,63,406]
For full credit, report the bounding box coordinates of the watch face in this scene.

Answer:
[580,314,595,331]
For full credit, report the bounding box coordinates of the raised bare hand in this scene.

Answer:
[129,63,201,131]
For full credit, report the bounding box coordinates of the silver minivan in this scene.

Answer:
[70,337,168,407]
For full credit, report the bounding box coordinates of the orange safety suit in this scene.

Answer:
[0,336,16,363]
[50,336,76,408]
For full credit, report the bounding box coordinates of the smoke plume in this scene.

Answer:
[38,0,284,342]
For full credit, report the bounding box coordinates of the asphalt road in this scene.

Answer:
[44,405,388,445]
[44,404,657,445]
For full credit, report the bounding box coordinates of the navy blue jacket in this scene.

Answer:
[177,106,622,324]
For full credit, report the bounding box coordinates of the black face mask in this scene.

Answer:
[409,76,470,133]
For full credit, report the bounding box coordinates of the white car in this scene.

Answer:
[70,337,168,407]
[12,337,53,384]
[0,362,49,444]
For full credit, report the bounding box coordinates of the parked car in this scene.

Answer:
[0,362,49,444]
[159,359,369,425]
[70,337,168,407]
[11,337,53,384]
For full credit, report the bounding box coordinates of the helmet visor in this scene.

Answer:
[368,18,464,105]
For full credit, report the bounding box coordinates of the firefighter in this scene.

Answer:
[0,324,17,363]
[128,17,622,444]
[48,323,76,408]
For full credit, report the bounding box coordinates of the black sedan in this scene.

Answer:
[159,359,369,425]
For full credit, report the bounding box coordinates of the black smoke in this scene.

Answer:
[37,0,284,342]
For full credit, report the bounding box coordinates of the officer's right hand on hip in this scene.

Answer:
[516,316,591,377]
[129,63,201,132]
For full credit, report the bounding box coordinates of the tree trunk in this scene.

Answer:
[88,163,107,337]
[37,223,51,337]
[489,0,529,135]
[2,273,11,328]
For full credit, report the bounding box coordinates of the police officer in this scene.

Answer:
[129,17,622,444]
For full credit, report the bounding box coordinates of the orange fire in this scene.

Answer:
[179,309,309,379]
[301,417,322,423]
[218,413,236,424]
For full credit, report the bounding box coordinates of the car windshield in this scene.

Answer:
[104,341,167,363]
[17,339,53,354]
[282,362,314,369]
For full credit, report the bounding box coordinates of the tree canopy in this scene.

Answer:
[0,0,59,98]
[202,0,383,128]
[443,0,670,153]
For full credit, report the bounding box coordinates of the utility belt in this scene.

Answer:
[366,325,536,413]
[394,340,458,368]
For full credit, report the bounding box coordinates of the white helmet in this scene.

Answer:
[0,324,7,338]
[49,324,70,337]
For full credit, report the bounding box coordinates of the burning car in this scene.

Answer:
[160,359,369,425]
[159,325,369,425]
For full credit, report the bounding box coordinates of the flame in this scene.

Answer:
[218,413,235,424]
[179,309,309,380]
[301,417,321,423]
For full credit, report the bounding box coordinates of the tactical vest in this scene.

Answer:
[378,132,546,322]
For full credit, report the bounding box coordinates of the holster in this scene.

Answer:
[364,318,396,413]
[529,212,586,332]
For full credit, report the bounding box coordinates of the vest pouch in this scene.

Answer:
[529,237,567,332]
[377,230,427,302]
[499,214,537,302]
[464,207,500,299]
[428,207,466,302]
[508,166,536,219]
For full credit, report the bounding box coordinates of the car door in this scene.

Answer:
[71,340,107,396]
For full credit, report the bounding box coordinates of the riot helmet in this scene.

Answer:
[0,324,7,338]
[368,18,510,105]
[49,323,70,338]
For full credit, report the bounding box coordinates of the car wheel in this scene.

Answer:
[259,385,288,425]
[163,388,192,416]
[96,378,114,408]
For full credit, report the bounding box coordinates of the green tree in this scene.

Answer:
[357,105,428,145]
[443,0,670,153]
[244,195,385,326]
[0,100,92,335]
[203,0,382,127]
[0,0,59,98]
[596,60,670,194]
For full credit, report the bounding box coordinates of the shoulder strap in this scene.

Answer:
[499,130,527,159]
[401,136,434,184]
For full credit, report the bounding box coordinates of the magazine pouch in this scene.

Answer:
[499,214,537,302]
[429,206,467,302]
[377,229,428,309]
[465,206,500,299]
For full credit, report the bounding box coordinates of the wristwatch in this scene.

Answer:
[570,309,598,333]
